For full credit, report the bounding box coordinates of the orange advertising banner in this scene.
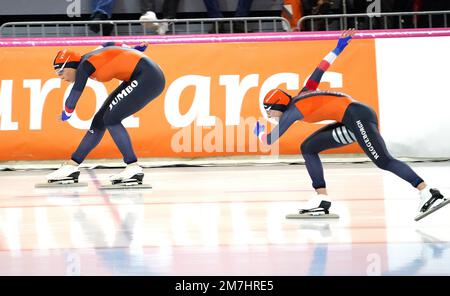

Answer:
[0,38,378,161]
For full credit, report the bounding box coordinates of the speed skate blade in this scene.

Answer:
[286,213,339,219]
[415,199,450,221]
[99,183,152,190]
[35,182,88,188]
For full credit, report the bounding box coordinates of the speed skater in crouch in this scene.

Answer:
[254,29,449,221]
[45,42,165,187]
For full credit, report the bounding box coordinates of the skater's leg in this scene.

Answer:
[70,81,127,164]
[46,116,106,182]
[300,123,352,213]
[343,103,424,188]
[71,128,106,164]
[100,58,165,183]
[105,123,137,164]
[45,81,127,182]
[343,102,447,217]
[46,114,106,182]
[353,119,423,186]
[301,122,352,192]
[103,58,164,165]
[103,109,142,182]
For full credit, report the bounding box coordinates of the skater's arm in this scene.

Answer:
[266,106,303,144]
[101,41,149,52]
[102,41,120,48]
[300,29,355,93]
[255,106,303,145]
[62,61,96,120]
[132,42,149,52]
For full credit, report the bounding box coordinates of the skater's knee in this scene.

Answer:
[301,139,317,155]
[373,156,394,171]
[89,124,106,133]
[91,117,106,131]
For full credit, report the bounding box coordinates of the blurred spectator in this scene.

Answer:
[203,0,254,33]
[301,0,316,16]
[300,0,317,30]
[139,0,181,35]
[89,0,116,35]
[304,0,343,31]
[281,0,304,31]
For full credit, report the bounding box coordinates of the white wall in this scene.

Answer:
[376,36,450,158]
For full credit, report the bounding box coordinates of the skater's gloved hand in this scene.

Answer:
[253,121,268,144]
[134,42,149,52]
[334,28,356,55]
[253,121,265,137]
[60,106,73,121]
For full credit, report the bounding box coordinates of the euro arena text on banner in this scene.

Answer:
[0,39,378,161]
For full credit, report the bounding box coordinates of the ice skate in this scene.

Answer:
[100,163,151,190]
[35,162,87,188]
[286,194,339,219]
[415,187,449,221]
